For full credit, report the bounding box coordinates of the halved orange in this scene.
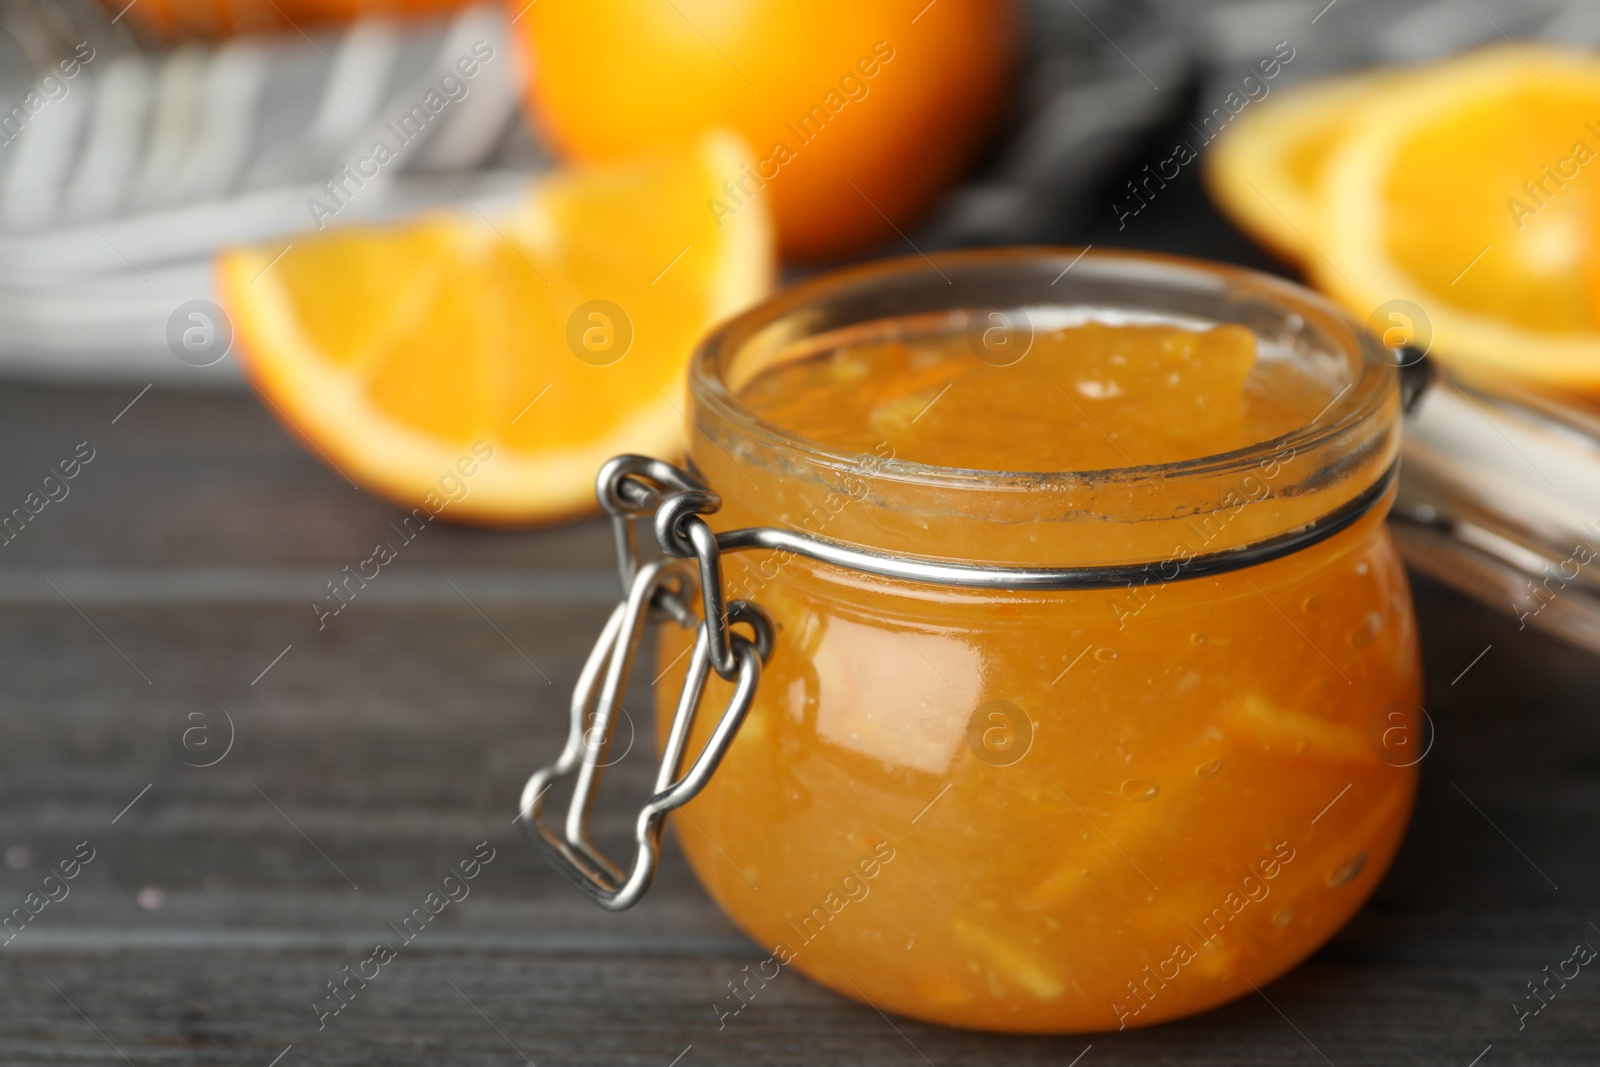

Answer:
[1311,44,1600,391]
[1205,69,1399,264]
[218,133,774,523]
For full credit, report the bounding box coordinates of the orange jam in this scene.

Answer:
[659,253,1420,1033]
[738,320,1328,470]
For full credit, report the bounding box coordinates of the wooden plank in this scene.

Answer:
[3,954,1597,1065]
[0,384,618,571]
[0,600,736,940]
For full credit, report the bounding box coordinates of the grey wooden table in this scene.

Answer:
[2,174,1598,1063]
[0,381,1595,1067]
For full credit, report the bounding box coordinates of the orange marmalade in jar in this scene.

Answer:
[520,248,1422,1034]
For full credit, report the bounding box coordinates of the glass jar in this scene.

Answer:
[652,248,1421,1033]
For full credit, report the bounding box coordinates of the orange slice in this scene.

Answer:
[1314,44,1600,391]
[218,133,774,523]
[1206,69,1399,263]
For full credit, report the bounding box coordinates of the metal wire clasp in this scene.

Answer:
[520,446,1399,910]
[516,456,772,911]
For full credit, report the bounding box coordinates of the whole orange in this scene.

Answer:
[107,0,478,39]
[514,0,1016,260]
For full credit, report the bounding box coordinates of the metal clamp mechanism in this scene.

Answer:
[519,451,1396,909]
[516,457,772,912]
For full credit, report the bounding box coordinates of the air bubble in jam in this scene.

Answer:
[1350,613,1383,649]
[1121,778,1160,802]
[1094,648,1119,663]
[826,347,870,384]
[1327,852,1368,887]
[1195,759,1223,779]
[1301,593,1322,613]
[1190,633,1206,645]
[1274,908,1295,925]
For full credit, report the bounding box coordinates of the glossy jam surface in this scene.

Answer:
[739,320,1330,470]
[661,317,1419,1033]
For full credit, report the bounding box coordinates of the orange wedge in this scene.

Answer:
[1205,69,1399,264]
[218,133,774,523]
[1310,44,1600,391]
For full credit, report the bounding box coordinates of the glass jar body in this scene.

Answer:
[652,249,1420,1032]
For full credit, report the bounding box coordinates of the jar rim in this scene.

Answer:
[689,246,1395,492]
